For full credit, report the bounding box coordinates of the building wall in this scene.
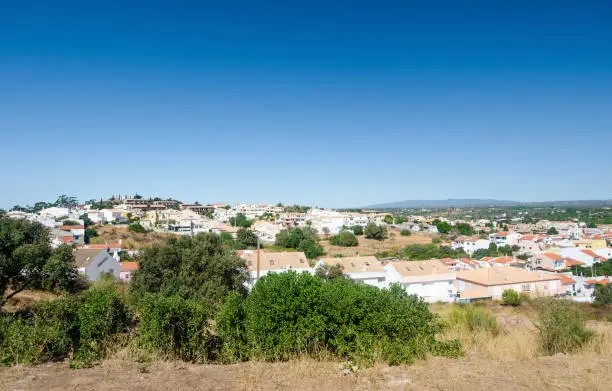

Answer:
[458,279,561,300]
[84,253,121,281]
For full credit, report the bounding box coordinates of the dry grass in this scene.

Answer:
[321,231,437,257]
[91,226,175,249]
[2,303,611,390]
[2,289,58,312]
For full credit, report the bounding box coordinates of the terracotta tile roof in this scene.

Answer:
[61,225,84,230]
[121,262,139,272]
[85,243,122,249]
[585,278,609,285]
[521,234,536,241]
[564,258,585,266]
[557,274,576,284]
[494,231,510,237]
[543,252,563,261]
[490,256,518,265]
[238,250,309,272]
[457,267,560,286]
[581,250,606,261]
[319,256,383,273]
[388,260,453,279]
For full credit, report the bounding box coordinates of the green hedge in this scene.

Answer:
[217,271,461,365]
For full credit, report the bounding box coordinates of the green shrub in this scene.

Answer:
[137,294,217,362]
[449,305,500,336]
[400,230,412,236]
[329,231,358,247]
[502,289,521,306]
[128,223,146,233]
[74,285,131,365]
[537,299,593,355]
[593,284,612,305]
[218,272,461,365]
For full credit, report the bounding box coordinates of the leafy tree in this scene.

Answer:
[54,195,78,208]
[329,231,358,247]
[454,223,474,236]
[502,289,521,306]
[0,217,80,307]
[351,225,364,235]
[128,223,147,233]
[235,228,258,250]
[394,216,408,224]
[400,229,412,236]
[593,284,612,305]
[436,221,452,234]
[61,220,80,226]
[364,223,387,240]
[297,238,324,259]
[315,263,346,281]
[547,227,559,235]
[586,222,597,229]
[229,213,252,228]
[133,194,143,199]
[400,244,467,260]
[384,215,394,225]
[129,233,248,309]
[219,232,236,248]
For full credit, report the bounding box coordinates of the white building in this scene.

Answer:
[384,260,457,303]
[559,248,607,267]
[451,237,490,255]
[489,231,521,247]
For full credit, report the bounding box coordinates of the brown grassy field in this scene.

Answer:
[90,226,176,249]
[320,230,437,257]
[2,303,611,390]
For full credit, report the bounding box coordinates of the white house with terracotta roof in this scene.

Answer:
[560,248,607,267]
[120,262,139,281]
[456,267,562,301]
[451,237,490,255]
[489,231,521,247]
[594,247,612,260]
[531,252,567,272]
[384,260,457,303]
[237,250,312,286]
[317,256,387,288]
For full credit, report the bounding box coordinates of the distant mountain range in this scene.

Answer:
[364,198,612,209]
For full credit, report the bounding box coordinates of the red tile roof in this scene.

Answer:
[62,225,84,230]
[581,250,606,261]
[120,262,139,272]
[543,252,563,261]
[557,274,576,284]
[564,258,585,266]
[490,256,517,264]
[494,232,510,237]
[585,278,609,285]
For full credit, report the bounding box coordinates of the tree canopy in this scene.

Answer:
[229,213,252,228]
[436,221,452,234]
[0,217,81,307]
[129,232,249,309]
[364,223,387,241]
[275,227,324,259]
[329,231,358,247]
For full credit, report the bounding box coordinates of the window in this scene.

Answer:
[521,284,531,292]
[247,261,252,266]
[269,260,275,266]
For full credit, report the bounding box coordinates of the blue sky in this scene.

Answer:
[1,1,611,208]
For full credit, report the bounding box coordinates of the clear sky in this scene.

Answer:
[1,1,611,208]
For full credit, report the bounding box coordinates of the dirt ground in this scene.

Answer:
[321,231,437,257]
[2,354,611,391]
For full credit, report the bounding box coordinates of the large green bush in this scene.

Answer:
[329,231,358,247]
[137,294,217,362]
[75,285,131,364]
[217,272,461,365]
[501,289,521,306]
[0,284,131,367]
[537,299,593,355]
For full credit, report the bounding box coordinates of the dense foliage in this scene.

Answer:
[364,223,387,240]
[0,217,81,306]
[275,227,324,259]
[137,294,218,362]
[501,289,521,306]
[0,283,131,366]
[593,284,612,305]
[436,221,451,234]
[329,231,358,247]
[128,223,147,233]
[229,213,252,228]
[129,233,248,309]
[217,272,461,365]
